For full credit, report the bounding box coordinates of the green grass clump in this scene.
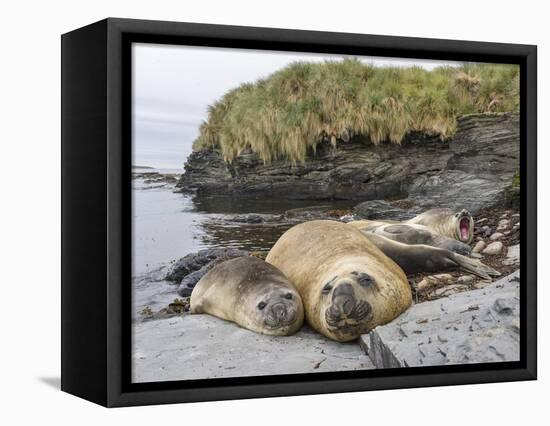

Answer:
[193,59,519,164]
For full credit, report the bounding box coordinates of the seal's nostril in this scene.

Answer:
[271,303,287,322]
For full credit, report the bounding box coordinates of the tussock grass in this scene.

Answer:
[193,60,519,164]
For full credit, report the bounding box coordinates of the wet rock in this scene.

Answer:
[472,240,486,253]
[284,205,334,220]
[228,214,266,224]
[133,172,181,189]
[360,271,520,368]
[227,213,284,224]
[165,248,250,283]
[502,244,520,266]
[354,200,418,221]
[482,241,504,255]
[489,232,504,240]
[177,269,210,297]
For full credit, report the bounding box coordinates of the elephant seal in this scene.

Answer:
[266,220,412,342]
[348,221,499,279]
[406,208,474,244]
[190,256,304,336]
[348,220,472,255]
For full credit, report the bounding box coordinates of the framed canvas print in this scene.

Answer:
[61,18,537,407]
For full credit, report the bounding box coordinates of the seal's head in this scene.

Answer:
[453,209,474,244]
[317,271,376,342]
[242,280,304,336]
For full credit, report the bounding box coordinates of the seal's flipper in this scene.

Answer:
[363,234,456,274]
[430,235,472,256]
[448,253,501,280]
[375,224,471,255]
[373,224,438,246]
[364,234,498,279]
[383,224,418,234]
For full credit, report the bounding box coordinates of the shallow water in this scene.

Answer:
[132,177,355,275]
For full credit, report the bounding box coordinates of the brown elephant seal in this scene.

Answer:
[348,221,499,279]
[190,256,304,336]
[406,208,474,244]
[266,220,412,342]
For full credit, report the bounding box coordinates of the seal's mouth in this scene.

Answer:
[459,217,470,240]
[325,300,372,328]
[264,303,297,329]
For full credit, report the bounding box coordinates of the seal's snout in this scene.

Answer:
[264,301,297,329]
[270,302,288,322]
[325,282,372,327]
[332,283,355,316]
[333,282,354,298]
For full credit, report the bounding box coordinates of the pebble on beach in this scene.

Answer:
[497,219,511,230]
[472,240,486,253]
[490,232,504,240]
[482,241,505,255]
[457,275,475,284]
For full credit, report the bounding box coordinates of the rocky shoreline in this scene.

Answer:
[134,203,520,323]
[177,113,519,214]
[132,171,181,190]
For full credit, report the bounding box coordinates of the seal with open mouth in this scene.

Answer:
[406,208,474,244]
[266,220,412,342]
[190,256,304,336]
[347,220,499,279]
[348,220,472,255]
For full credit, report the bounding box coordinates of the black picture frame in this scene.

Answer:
[61,17,537,407]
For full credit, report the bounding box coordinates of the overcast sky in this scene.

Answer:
[132,43,463,170]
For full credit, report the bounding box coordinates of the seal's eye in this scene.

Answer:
[322,283,333,295]
[257,301,267,310]
[284,293,293,300]
[357,272,375,288]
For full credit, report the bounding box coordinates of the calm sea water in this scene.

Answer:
[132,170,355,275]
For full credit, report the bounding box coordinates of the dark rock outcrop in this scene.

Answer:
[178,113,519,213]
[164,248,250,297]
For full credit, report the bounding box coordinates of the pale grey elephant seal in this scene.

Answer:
[406,208,474,244]
[348,221,499,280]
[348,220,472,255]
[190,256,304,336]
[266,220,412,342]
